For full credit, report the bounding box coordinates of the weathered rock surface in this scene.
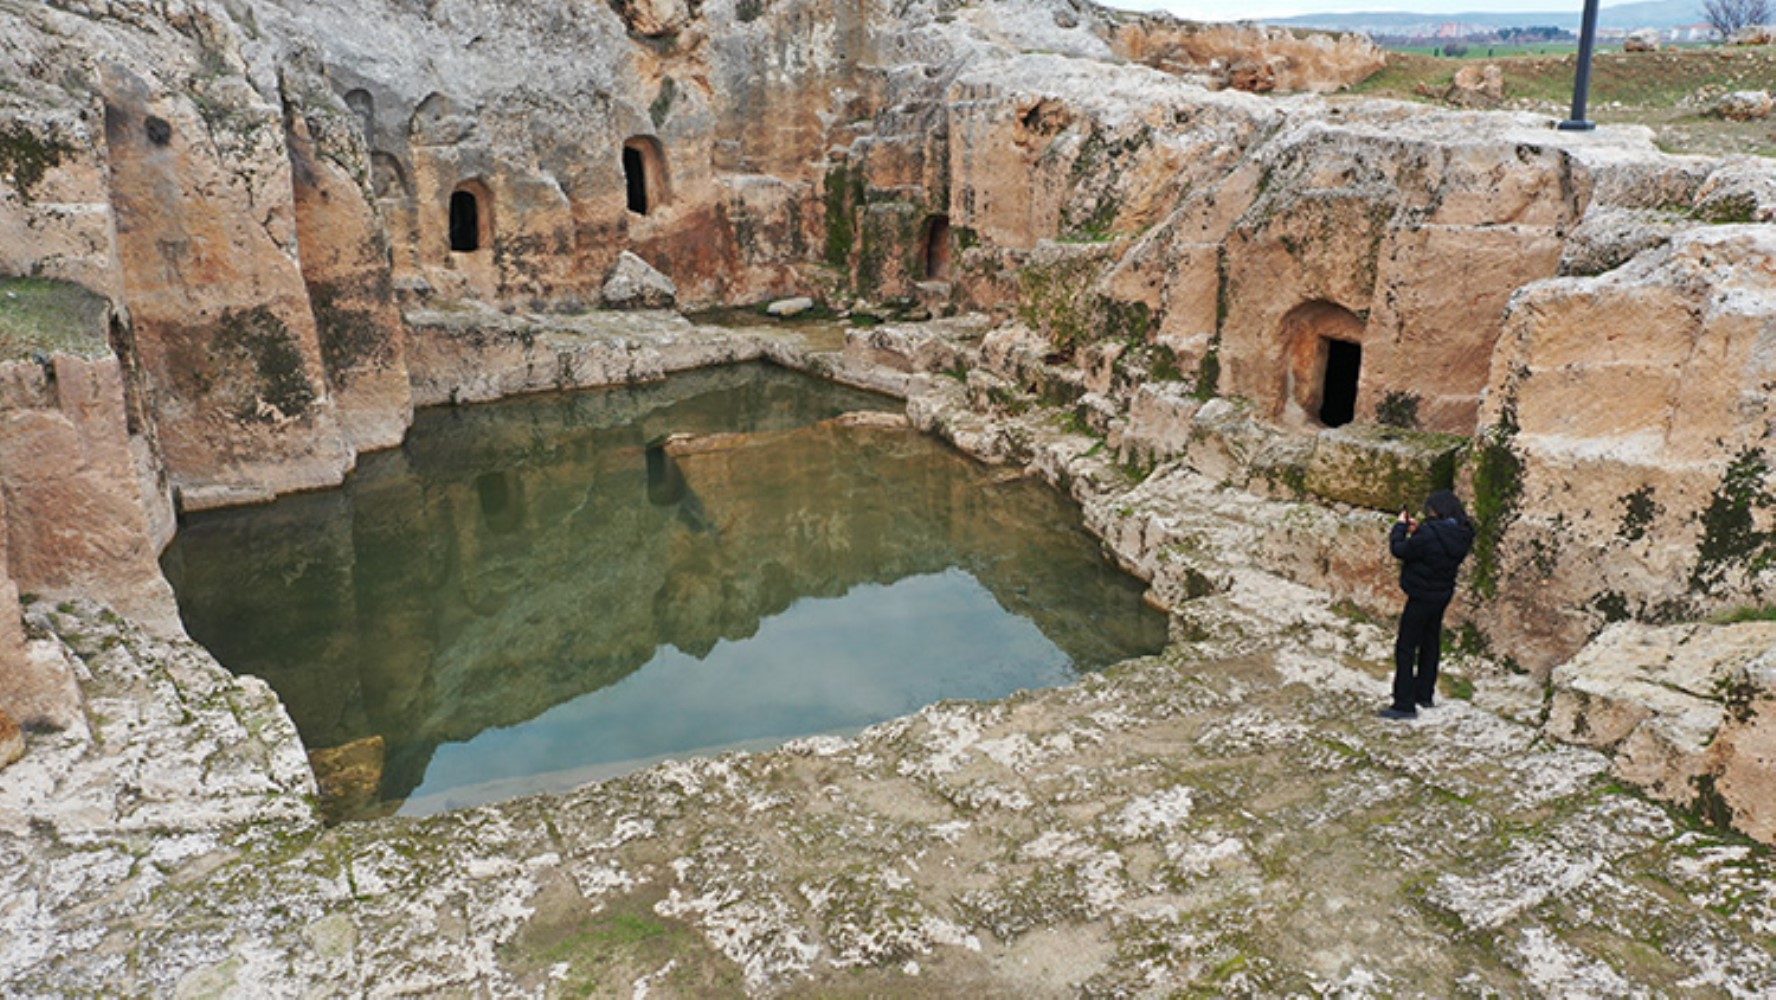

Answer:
[0,351,180,638]
[4,0,1773,683]
[0,599,317,842]
[403,305,766,406]
[1623,28,1661,52]
[0,708,22,770]
[1476,226,1776,669]
[602,251,680,310]
[1441,63,1505,106]
[1717,90,1775,121]
[766,296,815,317]
[1107,16,1387,94]
[1549,620,1776,845]
[1730,24,1776,45]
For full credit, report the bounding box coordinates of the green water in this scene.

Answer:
[162,364,1168,818]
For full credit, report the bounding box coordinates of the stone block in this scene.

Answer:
[1303,424,1465,513]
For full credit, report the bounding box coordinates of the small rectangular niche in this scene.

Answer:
[1320,338,1361,428]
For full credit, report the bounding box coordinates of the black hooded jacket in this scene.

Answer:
[1390,516,1475,602]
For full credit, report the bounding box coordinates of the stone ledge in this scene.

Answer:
[1547,619,1776,844]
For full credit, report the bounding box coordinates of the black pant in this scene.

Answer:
[1394,595,1450,710]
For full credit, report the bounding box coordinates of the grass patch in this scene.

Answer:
[0,277,112,361]
[1344,47,1776,158]
[1707,605,1776,625]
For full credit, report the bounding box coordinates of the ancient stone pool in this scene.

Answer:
[162,364,1168,819]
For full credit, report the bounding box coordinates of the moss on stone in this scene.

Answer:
[1690,448,1774,594]
[0,276,111,360]
[1591,590,1632,624]
[214,306,317,423]
[1618,485,1660,543]
[649,77,677,128]
[822,163,862,270]
[1696,193,1759,225]
[1194,334,1222,400]
[1468,421,1524,600]
[1376,390,1420,430]
[0,121,73,204]
[1304,424,1465,513]
[856,202,923,296]
[309,280,394,386]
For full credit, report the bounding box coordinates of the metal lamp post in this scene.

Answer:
[1559,0,1602,130]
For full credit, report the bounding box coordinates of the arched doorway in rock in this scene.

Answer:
[1280,300,1366,429]
[622,136,668,215]
[449,180,492,253]
[343,89,374,144]
[923,215,952,280]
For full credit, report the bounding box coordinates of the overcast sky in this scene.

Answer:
[1104,0,1608,23]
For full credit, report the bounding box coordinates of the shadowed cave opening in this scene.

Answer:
[1320,338,1361,428]
[924,215,952,280]
[448,188,482,252]
[622,136,668,216]
[623,146,649,214]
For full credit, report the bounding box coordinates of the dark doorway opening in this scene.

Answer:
[1320,338,1361,428]
[623,146,649,215]
[449,190,480,252]
[924,215,952,280]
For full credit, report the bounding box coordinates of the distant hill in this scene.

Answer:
[1270,0,1707,32]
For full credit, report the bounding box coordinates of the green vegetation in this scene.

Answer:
[1194,334,1222,400]
[649,77,678,128]
[1345,47,1776,158]
[1467,418,1525,599]
[1708,604,1776,625]
[1015,250,1112,358]
[822,163,862,269]
[214,306,317,423]
[1696,191,1760,224]
[502,893,743,998]
[1376,390,1420,431]
[1617,485,1660,543]
[1444,675,1476,701]
[0,122,74,204]
[1690,448,1774,593]
[0,276,112,361]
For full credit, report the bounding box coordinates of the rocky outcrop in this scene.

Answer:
[0,352,181,637]
[0,599,317,840]
[601,250,679,309]
[1717,90,1774,121]
[1547,620,1776,844]
[1106,16,1387,94]
[1475,226,1776,668]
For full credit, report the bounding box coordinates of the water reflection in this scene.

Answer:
[162,364,1168,818]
